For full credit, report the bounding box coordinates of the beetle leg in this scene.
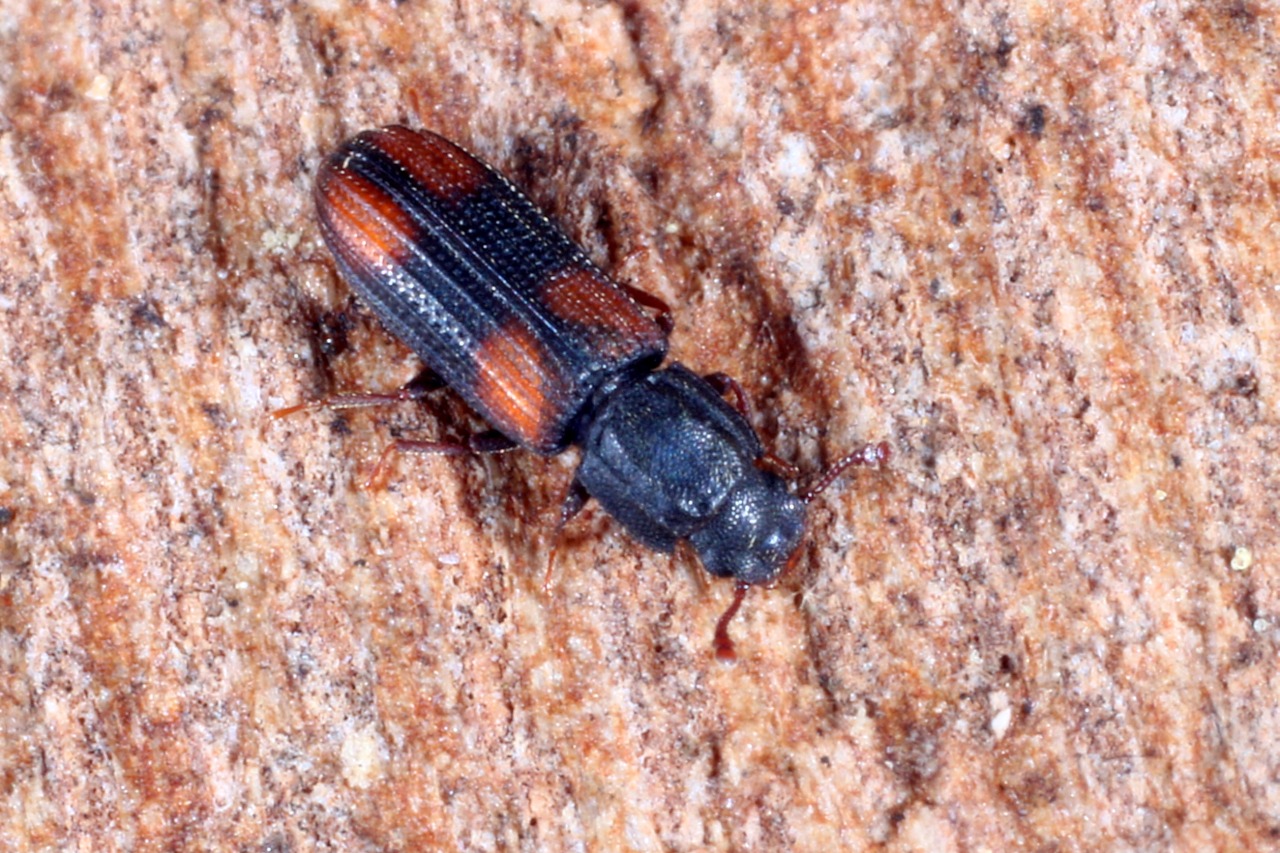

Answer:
[272,367,444,418]
[758,452,800,480]
[701,372,752,421]
[619,278,673,334]
[702,373,803,480]
[365,429,517,490]
[544,479,591,593]
[674,539,707,591]
[466,429,520,454]
[556,478,591,530]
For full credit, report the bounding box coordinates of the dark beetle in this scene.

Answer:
[305,126,886,656]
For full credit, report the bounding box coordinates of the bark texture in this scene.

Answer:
[1,1,1277,849]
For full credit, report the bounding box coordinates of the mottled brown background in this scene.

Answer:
[1,0,1277,850]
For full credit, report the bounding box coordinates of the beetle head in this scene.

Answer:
[690,469,806,585]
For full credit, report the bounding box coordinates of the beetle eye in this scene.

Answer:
[761,510,804,562]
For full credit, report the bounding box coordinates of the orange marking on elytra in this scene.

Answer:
[540,265,664,358]
[316,167,420,269]
[366,125,490,204]
[472,320,556,450]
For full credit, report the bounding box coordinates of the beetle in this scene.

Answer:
[296,125,887,657]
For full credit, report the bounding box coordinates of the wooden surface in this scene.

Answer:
[1,1,1278,849]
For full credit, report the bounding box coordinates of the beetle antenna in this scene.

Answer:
[801,441,890,503]
[713,583,751,660]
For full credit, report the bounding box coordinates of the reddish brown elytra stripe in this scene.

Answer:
[363,125,490,204]
[315,166,421,270]
[472,319,559,450]
[540,265,666,360]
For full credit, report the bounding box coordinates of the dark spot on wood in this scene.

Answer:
[1018,103,1047,139]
